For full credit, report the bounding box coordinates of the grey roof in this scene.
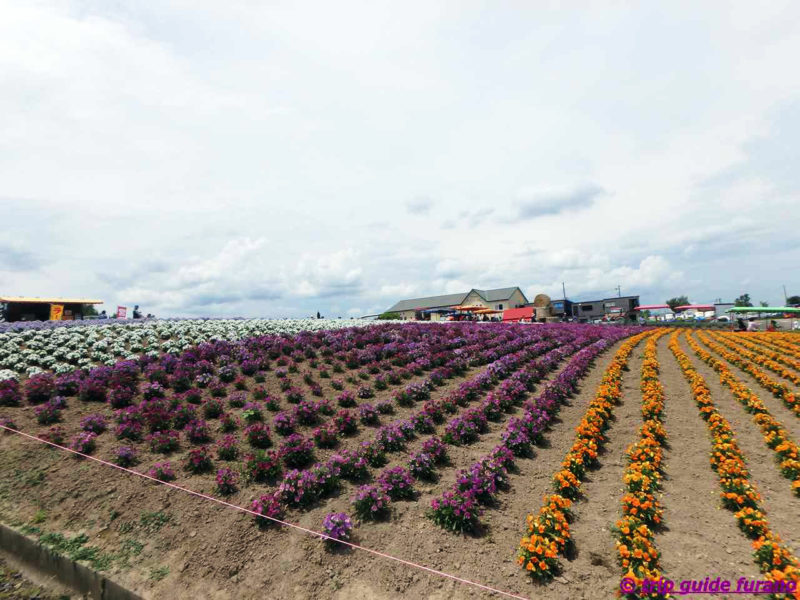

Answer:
[385,292,469,313]
[473,287,527,303]
[385,286,527,313]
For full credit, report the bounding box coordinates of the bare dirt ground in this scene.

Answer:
[2,331,800,599]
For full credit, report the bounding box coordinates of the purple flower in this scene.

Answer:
[215,467,239,495]
[358,403,379,426]
[429,488,482,533]
[252,493,284,526]
[184,419,212,444]
[336,390,356,407]
[148,461,175,481]
[70,431,97,455]
[352,484,391,520]
[244,422,272,448]
[148,429,180,453]
[243,449,282,482]
[217,434,240,460]
[114,446,139,467]
[322,512,353,543]
[280,434,315,468]
[421,436,448,464]
[273,411,296,436]
[0,379,23,407]
[377,466,415,500]
[34,402,61,425]
[80,413,107,434]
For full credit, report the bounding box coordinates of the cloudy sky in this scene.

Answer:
[1,1,799,317]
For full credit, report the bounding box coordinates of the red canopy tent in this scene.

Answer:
[502,307,534,322]
[635,304,671,311]
[674,305,714,311]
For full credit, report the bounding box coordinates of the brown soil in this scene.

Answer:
[677,335,800,552]
[655,337,760,584]
[2,332,800,599]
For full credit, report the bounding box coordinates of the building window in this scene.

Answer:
[497,304,503,310]
[581,305,594,312]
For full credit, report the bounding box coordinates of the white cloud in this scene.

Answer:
[1,1,799,315]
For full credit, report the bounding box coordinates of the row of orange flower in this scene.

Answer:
[687,332,800,497]
[613,330,669,598]
[669,332,800,596]
[724,333,800,375]
[695,332,799,419]
[751,333,800,362]
[517,330,653,581]
[710,332,800,387]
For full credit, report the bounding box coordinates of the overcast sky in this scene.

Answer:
[2,1,799,317]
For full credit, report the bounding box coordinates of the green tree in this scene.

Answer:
[787,295,800,306]
[666,296,689,311]
[734,293,753,307]
[759,301,769,307]
[377,312,403,320]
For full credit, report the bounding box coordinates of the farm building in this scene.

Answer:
[572,295,640,322]
[0,296,103,322]
[385,287,529,320]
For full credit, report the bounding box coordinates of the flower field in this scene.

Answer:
[1,324,800,599]
[0,317,376,379]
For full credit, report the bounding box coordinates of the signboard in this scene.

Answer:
[49,304,64,321]
[117,306,127,319]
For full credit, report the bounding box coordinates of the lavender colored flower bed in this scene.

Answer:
[0,321,642,558]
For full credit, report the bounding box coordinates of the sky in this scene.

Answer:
[1,1,799,318]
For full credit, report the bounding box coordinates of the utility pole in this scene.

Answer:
[784,285,789,305]
[615,285,621,297]
[562,282,567,302]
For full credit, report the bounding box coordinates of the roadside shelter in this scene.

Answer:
[727,306,800,328]
[0,297,104,322]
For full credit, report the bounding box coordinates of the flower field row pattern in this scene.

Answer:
[716,333,800,376]
[693,332,799,418]
[749,334,800,361]
[668,332,800,594]
[614,329,669,598]
[517,329,653,581]
[710,332,800,386]
[428,334,624,534]
[0,318,380,379]
[1,323,641,536]
[686,332,800,496]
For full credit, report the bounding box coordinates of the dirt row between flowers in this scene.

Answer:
[654,335,761,585]
[676,335,800,553]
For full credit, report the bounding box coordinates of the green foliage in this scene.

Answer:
[148,566,170,582]
[139,511,171,533]
[31,510,47,524]
[82,304,99,316]
[665,296,689,311]
[788,295,800,306]
[118,521,134,534]
[734,293,753,307]
[116,538,144,568]
[377,312,403,320]
[38,532,112,570]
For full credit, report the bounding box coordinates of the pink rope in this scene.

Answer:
[0,423,530,600]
